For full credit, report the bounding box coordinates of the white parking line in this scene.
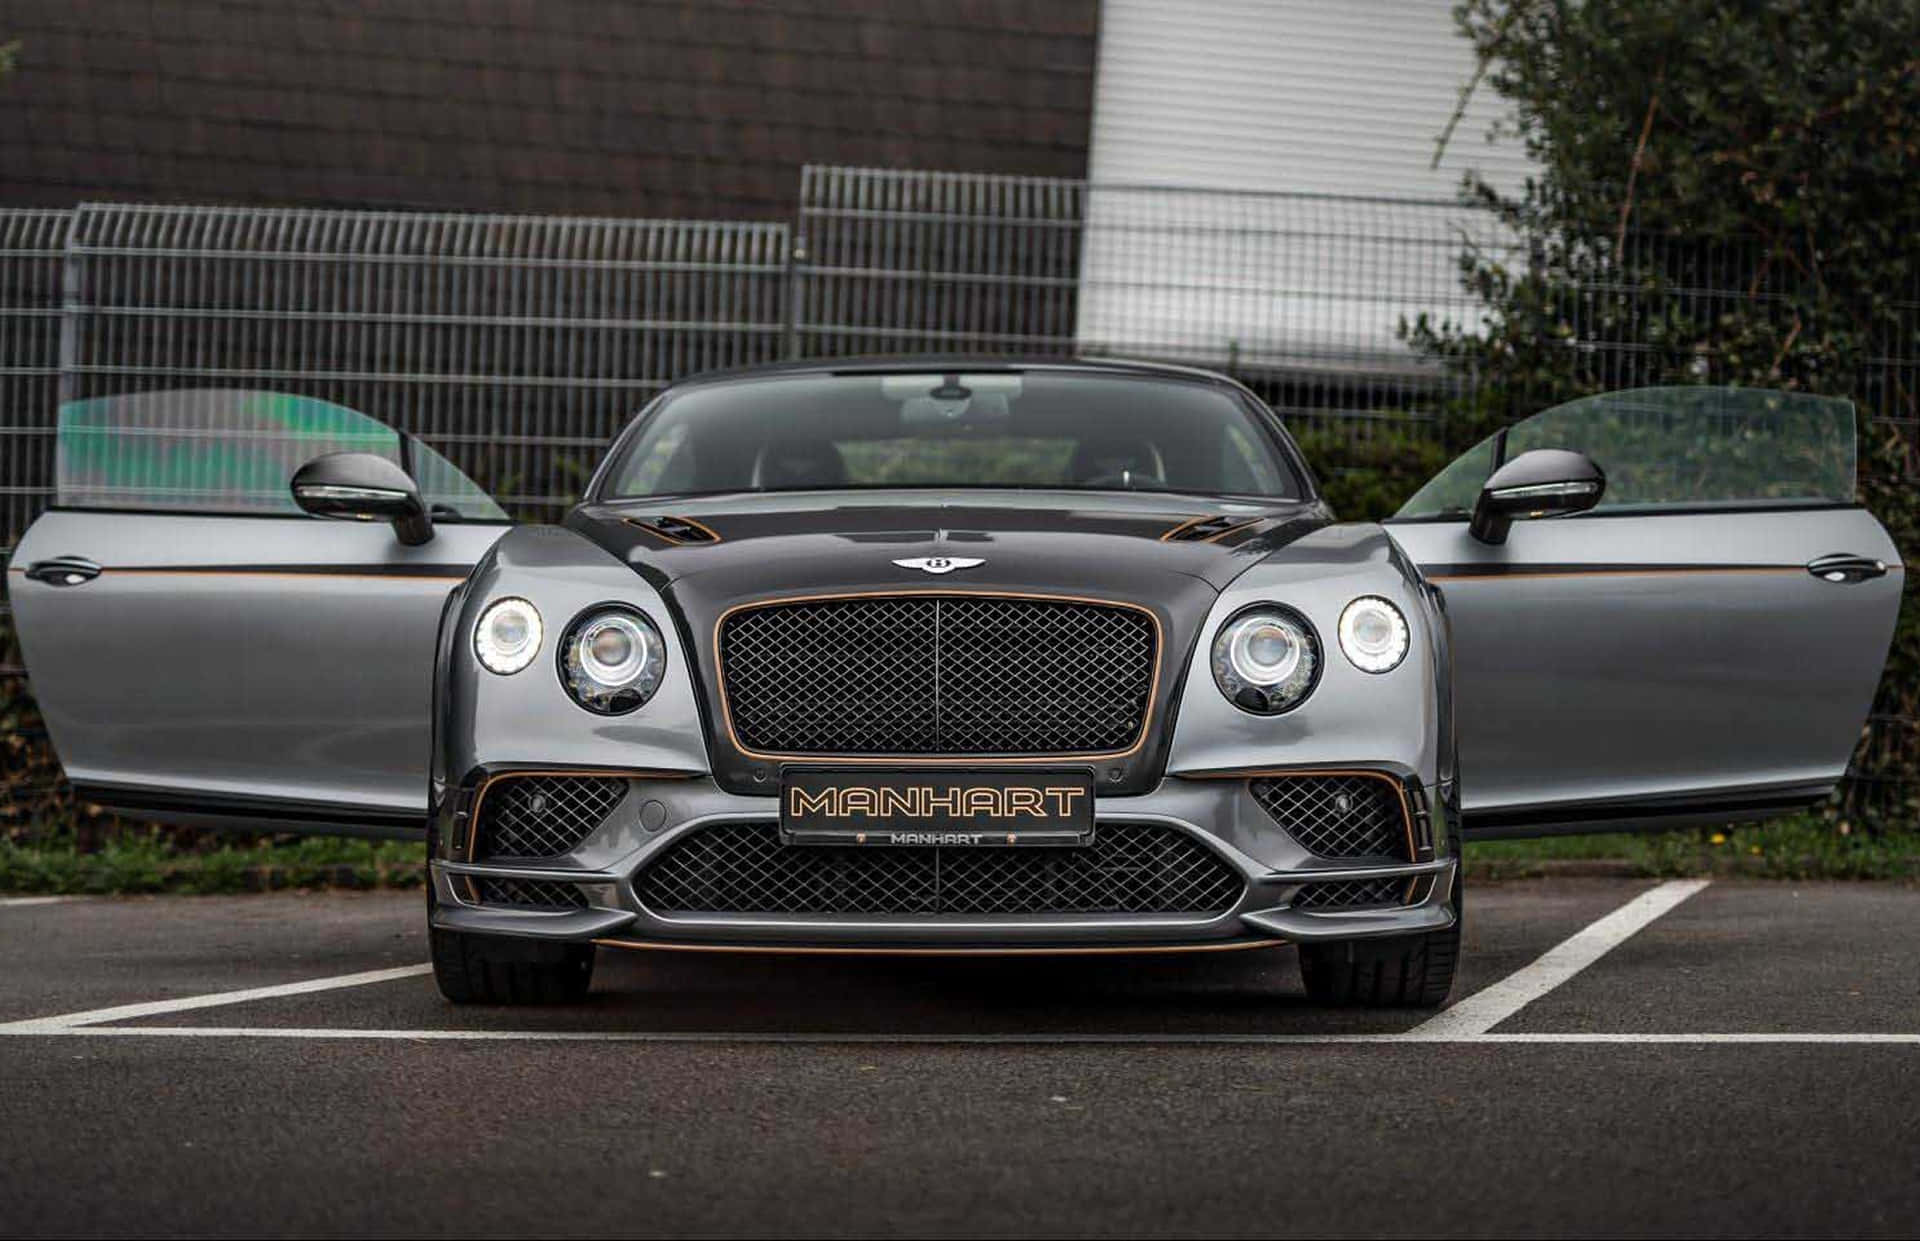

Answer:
[0,964,432,1034]
[0,896,78,908]
[5,1027,1916,1045]
[1407,878,1712,1040]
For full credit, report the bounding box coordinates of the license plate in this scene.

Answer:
[780,767,1096,846]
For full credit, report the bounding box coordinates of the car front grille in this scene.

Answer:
[475,775,628,858]
[635,822,1243,917]
[1249,774,1410,860]
[1291,876,1410,909]
[718,595,1157,756]
[474,877,590,910]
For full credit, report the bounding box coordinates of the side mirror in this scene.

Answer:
[291,452,434,546]
[1468,449,1605,545]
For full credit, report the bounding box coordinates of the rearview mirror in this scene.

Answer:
[291,452,434,546]
[1468,449,1605,545]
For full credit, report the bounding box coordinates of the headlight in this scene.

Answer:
[474,597,542,675]
[1337,596,1410,674]
[1212,606,1319,714]
[560,608,666,714]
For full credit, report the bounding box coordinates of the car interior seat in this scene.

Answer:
[1066,436,1167,488]
[751,437,850,489]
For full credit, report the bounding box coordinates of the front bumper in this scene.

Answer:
[431,771,1458,953]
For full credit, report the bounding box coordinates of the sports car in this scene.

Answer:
[9,362,1901,1006]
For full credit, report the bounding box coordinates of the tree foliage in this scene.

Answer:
[1410,0,1919,826]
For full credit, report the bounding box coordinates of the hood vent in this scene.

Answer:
[1162,514,1259,543]
[627,515,721,545]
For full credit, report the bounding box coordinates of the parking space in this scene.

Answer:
[99,881,1646,1040]
[0,890,419,1026]
[1503,882,1920,1035]
[1,878,1917,1236]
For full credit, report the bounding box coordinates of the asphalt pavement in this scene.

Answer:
[0,878,1916,1237]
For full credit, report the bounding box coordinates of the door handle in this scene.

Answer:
[1805,553,1888,584]
[23,556,102,587]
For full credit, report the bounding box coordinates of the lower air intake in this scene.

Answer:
[636,822,1244,917]
[1249,774,1411,860]
[1290,877,1410,909]
[476,775,628,858]
[475,877,589,910]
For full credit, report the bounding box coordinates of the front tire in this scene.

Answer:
[1298,872,1461,1008]
[428,887,595,1005]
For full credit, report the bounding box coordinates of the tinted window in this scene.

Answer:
[602,372,1303,499]
[410,437,509,521]
[56,388,505,520]
[1395,386,1856,519]
[58,389,400,514]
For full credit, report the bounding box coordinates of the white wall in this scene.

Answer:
[1088,0,1530,196]
[1080,0,1529,368]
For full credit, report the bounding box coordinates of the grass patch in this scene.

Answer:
[1467,815,1920,882]
[0,830,425,895]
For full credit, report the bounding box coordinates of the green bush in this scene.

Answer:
[1293,427,1453,523]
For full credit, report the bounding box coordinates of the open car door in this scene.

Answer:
[1387,387,1902,838]
[9,390,513,837]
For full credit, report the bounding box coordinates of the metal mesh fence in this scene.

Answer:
[0,210,72,551]
[791,166,1087,358]
[58,204,790,521]
[3,176,1904,542]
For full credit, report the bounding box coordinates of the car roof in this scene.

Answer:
[665,354,1245,389]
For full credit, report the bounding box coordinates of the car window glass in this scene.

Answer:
[1393,386,1856,519]
[1393,433,1498,520]
[837,438,1075,486]
[56,389,401,514]
[605,373,1304,499]
[620,418,693,494]
[1220,419,1286,494]
[409,437,509,521]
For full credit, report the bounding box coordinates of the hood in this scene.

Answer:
[563,490,1332,797]
[565,489,1331,598]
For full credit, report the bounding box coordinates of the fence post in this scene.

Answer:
[56,208,84,410]
[782,231,807,360]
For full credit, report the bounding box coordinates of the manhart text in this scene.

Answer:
[787,785,1089,820]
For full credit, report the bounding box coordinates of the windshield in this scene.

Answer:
[601,372,1303,500]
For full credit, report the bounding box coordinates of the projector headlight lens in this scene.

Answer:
[1338,596,1410,674]
[473,597,542,675]
[1212,606,1319,714]
[560,608,666,714]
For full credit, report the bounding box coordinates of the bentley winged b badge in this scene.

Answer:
[892,556,985,575]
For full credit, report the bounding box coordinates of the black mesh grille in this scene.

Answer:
[1291,877,1410,909]
[475,877,590,910]
[636,822,1243,917]
[477,776,628,858]
[719,595,1156,755]
[1250,775,1410,860]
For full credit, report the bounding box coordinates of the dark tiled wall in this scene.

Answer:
[0,0,1097,217]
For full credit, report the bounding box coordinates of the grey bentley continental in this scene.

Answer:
[8,362,1902,1005]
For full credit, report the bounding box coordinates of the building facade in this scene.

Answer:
[1,1,1520,217]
